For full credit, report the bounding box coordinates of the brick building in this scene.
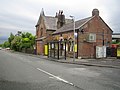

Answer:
[36,9,113,58]
[112,33,120,42]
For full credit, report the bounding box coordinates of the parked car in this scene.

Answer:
[0,47,2,50]
[6,48,10,50]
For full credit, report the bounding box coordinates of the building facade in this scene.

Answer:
[112,33,120,43]
[36,9,113,58]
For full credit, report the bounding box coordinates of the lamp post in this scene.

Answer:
[70,15,75,61]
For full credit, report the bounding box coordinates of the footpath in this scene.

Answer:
[40,56,120,69]
[9,50,120,69]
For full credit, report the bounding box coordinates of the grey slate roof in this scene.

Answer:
[53,17,93,34]
[44,16,73,30]
[36,15,73,31]
[44,16,58,30]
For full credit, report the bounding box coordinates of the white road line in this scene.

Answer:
[36,68,74,86]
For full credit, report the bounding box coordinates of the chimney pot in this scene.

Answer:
[92,9,99,16]
[57,10,65,29]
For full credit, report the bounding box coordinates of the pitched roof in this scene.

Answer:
[44,16,73,30]
[53,17,93,34]
[99,16,113,32]
[36,14,41,27]
[44,16,58,30]
[36,15,72,30]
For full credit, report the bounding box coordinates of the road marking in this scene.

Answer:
[36,68,74,86]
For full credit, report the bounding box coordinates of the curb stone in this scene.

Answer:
[9,50,120,69]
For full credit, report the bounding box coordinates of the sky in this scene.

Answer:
[0,0,120,43]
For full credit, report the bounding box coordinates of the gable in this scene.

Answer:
[99,16,113,32]
[36,14,42,27]
[36,15,47,38]
[82,16,113,34]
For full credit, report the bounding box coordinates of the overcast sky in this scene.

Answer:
[0,0,120,40]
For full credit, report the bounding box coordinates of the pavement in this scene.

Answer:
[40,56,120,69]
[9,50,120,69]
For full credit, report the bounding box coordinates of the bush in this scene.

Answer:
[3,41,10,48]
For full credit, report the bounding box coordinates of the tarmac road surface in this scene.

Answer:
[0,50,120,90]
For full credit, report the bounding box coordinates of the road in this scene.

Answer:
[0,50,120,90]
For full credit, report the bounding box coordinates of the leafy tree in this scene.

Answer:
[0,44,3,47]
[8,33,14,48]
[112,41,117,44]
[5,32,35,53]
[11,36,21,51]
[3,41,10,48]
[112,40,120,44]
[21,32,35,48]
[118,42,120,45]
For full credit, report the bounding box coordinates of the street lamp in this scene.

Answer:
[70,15,75,61]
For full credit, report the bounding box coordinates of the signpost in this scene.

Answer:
[117,46,120,59]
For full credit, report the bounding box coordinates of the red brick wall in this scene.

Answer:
[78,16,112,58]
[88,16,112,46]
[36,15,112,58]
[36,16,47,55]
[36,17,47,38]
[36,16,55,55]
[36,41,44,55]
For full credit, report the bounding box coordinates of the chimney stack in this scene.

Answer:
[92,9,99,16]
[55,12,58,18]
[57,10,65,29]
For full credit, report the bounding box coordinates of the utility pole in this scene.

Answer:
[70,16,75,62]
[102,30,104,46]
[102,28,105,58]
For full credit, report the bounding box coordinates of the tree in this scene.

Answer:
[0,44,3,47]
[8,33,14,48]
[3,41,10,48]
[20,32,35,52]
[11,36,21,51]
[112,40,120,44]
[5,31,35,53]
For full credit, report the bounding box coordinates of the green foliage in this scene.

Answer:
[118,42,120,45]
[3,41,10,48]
[3,32,35,52]
[22,38,30,43]
[11,36,21,51]
[20,32,35,50]
[8,33,15,49]
[112,41,117,44]
[21,43,31,48]
[0,44,3,47]
[112,40,120,44]
[8,33,14,43]
[22,32,32,38]
[6,32,36,52]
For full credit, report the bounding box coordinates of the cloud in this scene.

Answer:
[0,0,119,40]
[0,0,37,37]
